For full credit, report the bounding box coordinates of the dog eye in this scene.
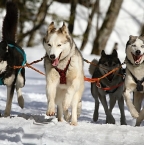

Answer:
[141,45,144,48]
[48,43,51,46]
[57,44,61,47]
[132,44,136,47]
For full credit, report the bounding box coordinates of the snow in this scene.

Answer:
[0,1,144,145]
[0,45,144,145]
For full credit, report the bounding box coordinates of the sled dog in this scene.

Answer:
[43,22,84,125]
[89,49,127,125]
[0,2,25,116]
[123,35,144,126]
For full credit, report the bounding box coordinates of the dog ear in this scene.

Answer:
[47,22,56,34]
[101,50,106,56]
[139,35,144,42]
[129,35,137,40]
[127,35,137,45]
[59,22,69,35]
[112,49,117,57]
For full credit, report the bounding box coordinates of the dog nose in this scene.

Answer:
[135,50,141,55]
[50,54,55,60]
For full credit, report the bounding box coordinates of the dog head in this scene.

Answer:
[126,35,144,65]
[43,22,73,66]
[0,41,9,74]
[99,49,121,82]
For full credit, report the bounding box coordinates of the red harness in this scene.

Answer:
[55,58,71,84]
[96,81,124,91]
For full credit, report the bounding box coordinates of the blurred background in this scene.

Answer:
[0,0,144,61]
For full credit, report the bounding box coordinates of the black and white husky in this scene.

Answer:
[89,49,127,125]
[123,35,144,126]
[0,2,26,116]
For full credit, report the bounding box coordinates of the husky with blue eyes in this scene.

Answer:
[124,35,144,126]
[43,22,84,125]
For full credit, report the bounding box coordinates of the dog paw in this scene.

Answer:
[18,96,24,109]
[70,121,78,126]
[120,118,127,125]
[131,109,139,118]
[46,110,55,116]
[106,115,115,124]
[58,118,64,122]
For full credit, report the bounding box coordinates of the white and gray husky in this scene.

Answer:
[0,2,25,117]
[89,49,127,125]
[43,22,84,125]
[123,35,144,126]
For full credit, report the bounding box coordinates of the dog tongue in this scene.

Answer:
[52,58,59,66]
[134,55,142,63]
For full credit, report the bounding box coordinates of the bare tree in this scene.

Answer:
[54,0,92,7]
[80,0,99,51]
[26,0,49,47]
[91,0,123,55]
[140,24,144,35]
[68,0,78,34]
[17,0,52,46]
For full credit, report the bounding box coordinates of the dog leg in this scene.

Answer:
[4,85,15,117]
[99,93,115,124]
[133,92,143,113]
[46,82,57,116]
[77,101,82,118]
[70,90,83,126]
[16,73,24,108]
[71,100,78,126]
[133,92,144,126]
[57,104,64,122]
[93,99,99,122]
[135,108,144,126]
[123,90,139,118]
[64,109,71,122]
[91,84,99,122]
[117,96,127,125]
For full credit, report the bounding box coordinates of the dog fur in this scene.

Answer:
[0,2,25,116]
[89,49,127,125]
[43,22,84,125]
[123,35,144,126]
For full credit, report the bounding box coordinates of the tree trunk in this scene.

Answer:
[140,25,144,35]
[27,0,49,47]
[68,0,78,34]
[17,0,52,46]
[80,0,99,51]
[91,0,123,55]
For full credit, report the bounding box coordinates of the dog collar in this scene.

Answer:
[8,43,26,73]
[55,58,71,84]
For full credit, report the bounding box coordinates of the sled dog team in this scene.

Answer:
[1,2,144,126]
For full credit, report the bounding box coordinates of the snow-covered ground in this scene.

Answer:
[0,0,144,145]
[0,45,143,145]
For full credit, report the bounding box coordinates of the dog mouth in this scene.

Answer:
[51,58,59,66]
[50,53,62,67]
[131,53,143,64]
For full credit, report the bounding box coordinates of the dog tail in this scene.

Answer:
[89,59,98,75]
[2,1,18,42]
